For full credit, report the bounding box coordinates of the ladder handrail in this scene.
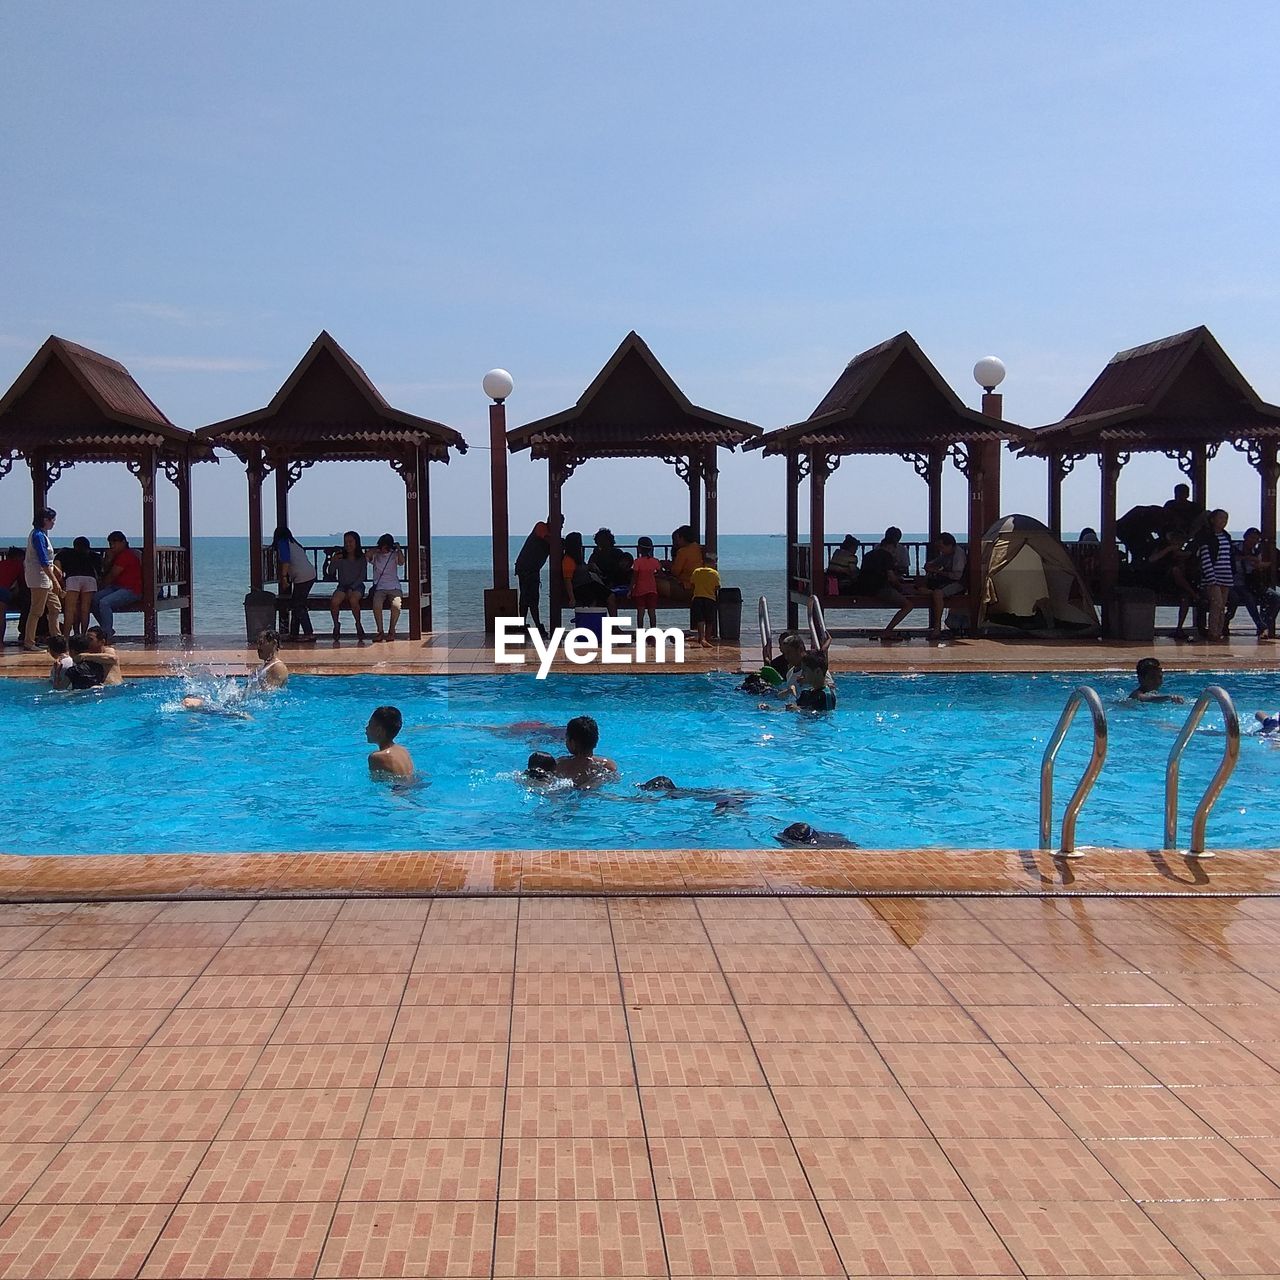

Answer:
[1164,684,1240,857]
[1040,686,1108,857]
[758,595,772,665]
[807,595,828,651]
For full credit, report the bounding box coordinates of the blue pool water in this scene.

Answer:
[7,670,1277,855]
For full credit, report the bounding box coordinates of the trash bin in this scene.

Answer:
[717,587,743,644]
[573,607,607,640]
[1107,587,1156,641]
[244,590,280,645]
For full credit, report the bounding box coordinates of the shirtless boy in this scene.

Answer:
[555,715,617,786]
[1128,657,1185,704]
[366,705,415,778]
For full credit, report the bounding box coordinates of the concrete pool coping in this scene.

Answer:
[1,847,1277,903]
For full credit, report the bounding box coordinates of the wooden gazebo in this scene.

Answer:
[196,332,466,640]
[1017,326,1280,600]
[0,336,206,642]
[506,331,761,618]
[747,332,1027,628]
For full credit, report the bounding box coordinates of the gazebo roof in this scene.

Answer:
[748,332,1026,457]
[197,331,467,462]
[0,336,203,458]
[1018,326,1280,456]
[506,331,760,459]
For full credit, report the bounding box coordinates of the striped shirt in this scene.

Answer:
[1198,531,1235,587]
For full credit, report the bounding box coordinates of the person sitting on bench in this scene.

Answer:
[852,533,914,643]
[923,532,966,641]
[826,535,861,594]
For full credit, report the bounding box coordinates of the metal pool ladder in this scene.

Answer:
[807,595,828,649]
[1040,686,1108,857]
[1165,684,1240,858]
[757,596,772,662]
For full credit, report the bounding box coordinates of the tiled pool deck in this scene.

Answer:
[3,632,1279,1277]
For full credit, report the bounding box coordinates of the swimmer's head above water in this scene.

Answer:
[638,776,677,792]
[525,751,557,779]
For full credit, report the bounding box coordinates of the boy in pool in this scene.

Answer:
[366,705,415,778]
[1254,712,1280,737]
[47,635,74,689]
[251,629,289,689]
[788,650,837,712]
[1128,657,1185,704]
[555,715,618,786]
[523,751,558,784]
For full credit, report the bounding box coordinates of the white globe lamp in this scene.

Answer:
[482,368,514,403]
[973,357,1006,393]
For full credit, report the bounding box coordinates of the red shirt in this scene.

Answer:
[0,559,21,591]
[631,554,659,596]
[111,547,143,596]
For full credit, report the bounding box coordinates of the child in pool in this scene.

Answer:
[524,751,558,782]
[788,650,837,712]
[1254,712,1280,737]
[366,705,415,778]
[555,715,618,787]
[1128,658,1185,704]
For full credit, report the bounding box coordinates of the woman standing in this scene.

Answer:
[329,531,368,642]
[57,536,100,637]
[273,525,317,642]
[22,508,63,652]
[366,534,405,642]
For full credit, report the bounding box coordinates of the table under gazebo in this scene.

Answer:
[505,331,761,620]
[1018,326,1280,611]
[196,331,466,641]
[746,332,1026,629]
[0,336,205,643]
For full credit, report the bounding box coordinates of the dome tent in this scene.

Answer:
[978,515,1099,637]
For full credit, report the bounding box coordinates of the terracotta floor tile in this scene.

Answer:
[967,1004,1110,1043]
[500,1137,654,1199]
[1128,971,1277,1005]
[726,971,843,1004]
[1174,1086,1280,1136]
[999,1041,1158,1087]
[1127,1039,1280,1087]
[660,1198,841,1276]
[203,945,319,976]
[142,1200,335,1278]
[413,943,516,973]
[0,1091,103,1143]
[619,971,732,1004]
[503,1087,644,1138]
[907,1086,1073,1139]
[0,1142,61,1204]
[390,1004,510,1043]
[940,972,1070,1005]
[739,1004,867,1043]
[1045,971,1180,1005]
[507,1042,635,1087]
[22,1008,163,1051]
[25,1139,206,1203]
[795,1136,971,1200]
[756,1043,895,1089]
[495,1200,665,1277]
[640,1086,788,1137]
[982,1199,1196,1275]
[523,898,610,922]
[152,901,255,924]
[609,920,712,947]
[771,1086,929,1138]
[0,978,86,1011]
[1226,1133,1280,1183]
[427,899,519,921]
[268,1004,397,1045]
[222,920,334,948]
[30,923,144,951]
[406,971,515,1005]
[97,946,220,978]
[0,1045,136,1093]
[361,1088,505,1140]
[792,919,900,946]
[1086,1134,1280,1200]
[856,1004,987,1043]
[178,973,302,1008]
[319,1200,495,1278]
[940,1136,1128,1201]
[0,926,56,952]
[0,1009,52,1051]
[334,898,433,923]
[129,922,240,949]
[633,1041,764,1087]
[701,918,807,944]
[343,1137,499,1200]
[115,1043,260,1092]
[308,943,418,975]
[419,921,519,946]
[831,971,953,1005]
[378,1041,506,1089]
[1198,1004,1280,1042]
[1083,1003,1229,1042]
[1146,1200,1280,1274]
[0,1200,172,1280]
[713,943,821,974]
[650,1135,811,1199]
[0,949,117,981]
[64,975,194,1011]
[1038,1086,1213,1142]
[517,920,614,946]
[150,1005,283,1047]
[511,1004,628,1042]
[183,1137,356,1202]
[614,944,721,972]
[74,1090,239,1143]
[218,1087,373,1142]
[822,1198,1019,1274]
[245,899,343,922]
[629,1005,747,1043]
[324,919,427,947]
[248,1042,384,1090]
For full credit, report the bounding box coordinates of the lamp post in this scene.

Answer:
[483,368,518,633]
[969,356,1008,623]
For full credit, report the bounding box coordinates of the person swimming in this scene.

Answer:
[180,695,251,720]
[636,776,753,814]
[555,715,618,787]
[366,705,415,778]
[1128,657,1185,704]
[776,822,859,849]
[1254,711,1280,737]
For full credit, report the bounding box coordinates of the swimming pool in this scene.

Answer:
[7,670,1275,855]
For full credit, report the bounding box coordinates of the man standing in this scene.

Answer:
[22,508,62,652]
[514,515,563,638]
[92,531,143,639]
[1199,510,1235,642]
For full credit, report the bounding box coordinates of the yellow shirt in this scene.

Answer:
[671,543,703,589]
[691,565,720,601]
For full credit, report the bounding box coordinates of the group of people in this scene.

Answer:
[1117,485,1278,642]
[2,509,146,652]
[273,527,407,644]
[516,520,722,644]
[825,526,967,642]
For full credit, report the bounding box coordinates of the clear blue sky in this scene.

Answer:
[2,1,1278,540]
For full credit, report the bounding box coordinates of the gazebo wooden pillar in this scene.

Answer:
[0,337,206,645]
[507,332,759,626]
[197,331,465,642]
[1018,327,1280,622]
[749,332,1028,637]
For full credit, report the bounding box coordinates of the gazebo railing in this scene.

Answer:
[790,540,953,595]
[260,543,412,592]
[85,544,188,600]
